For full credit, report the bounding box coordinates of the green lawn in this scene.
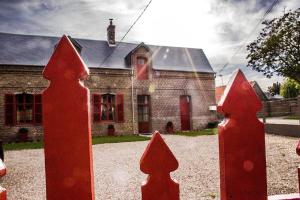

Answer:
[176,128,218,137]
[283,115,300,120]
[92,135,150,145]
[3,135,150,151]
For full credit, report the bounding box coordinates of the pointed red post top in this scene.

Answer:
[43,35,89,81]
[0,159,6,177]
[217,69,262,116]
[140,131,178,174]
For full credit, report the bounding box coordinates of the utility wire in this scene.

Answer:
[217,0,280,75]
[99,0,153,67]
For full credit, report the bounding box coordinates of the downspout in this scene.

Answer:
[131,65,136,135]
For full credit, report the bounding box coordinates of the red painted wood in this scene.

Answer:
[217,69,267,200]
[137,57,148,80]
[0,159,6,200]
[42,35,94,200]
[138,95,150,133]
[140,131,179,200]
[4,94,15,126]
[92,94,101,122]
[116,93,124,122]
[34,94,42,124]
[297,140,300,194]
[180,96,190,131]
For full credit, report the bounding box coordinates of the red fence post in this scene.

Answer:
[0,159,6,200]
[297,141,300,194]
[140,131,179,200]
[42,35,94,200]
[217,69,267,200]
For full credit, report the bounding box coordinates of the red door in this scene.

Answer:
[180,96,191,131]
[138,95,150,133]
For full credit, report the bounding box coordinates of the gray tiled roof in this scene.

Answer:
[0,32,214,73]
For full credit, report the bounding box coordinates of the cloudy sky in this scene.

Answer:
[0,0,299,91]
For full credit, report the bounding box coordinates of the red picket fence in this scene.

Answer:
[0,35,299,199]
[0,159,6,200]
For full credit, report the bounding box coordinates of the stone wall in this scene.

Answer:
[258,97,299,117]
[0,64,216,142]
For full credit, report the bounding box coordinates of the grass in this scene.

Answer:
[92,135,150,145]
[176,128,218,137]
[283,115,300,120]
[3,135,150,151]
[3,142,43,151]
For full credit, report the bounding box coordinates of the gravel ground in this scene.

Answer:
[1,134,299,200]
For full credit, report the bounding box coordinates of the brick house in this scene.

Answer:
[215,81,268,103]
[0,20,216,142]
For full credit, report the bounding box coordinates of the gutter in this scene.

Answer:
[131,67,136,135]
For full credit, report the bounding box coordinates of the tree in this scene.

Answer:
[280,78,300,98]
[267,82,281,96]
[246,8,300,83]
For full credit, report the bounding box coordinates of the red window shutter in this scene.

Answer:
[93,94,101,122]
[4,94,15,126]
[116,93,124,122]
[34,94,42,124]
[137,57,148,80]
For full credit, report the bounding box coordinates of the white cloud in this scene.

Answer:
[0,0,299,91]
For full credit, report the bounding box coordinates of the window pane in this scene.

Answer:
[25,94,33,104]
[101,105,107,120]
[108,95,112,103]
[101,94,115,121]
[143,113,149,121]
[102,95,107,103]
[35,104,42,113]
[35,95,42,103]
[138,106,143,115]
[138,96,145,104]
[16,94,23,103]
[16,94,34,124]
[137,58,146,65]
[108,111,113,120]
[17,105,24,111]
[35,114,42,123]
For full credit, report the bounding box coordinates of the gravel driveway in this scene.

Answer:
[1,134,299,200]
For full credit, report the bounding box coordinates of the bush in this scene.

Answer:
[207,121,219,128]
[165,121,174,134]
[17,128,29,142]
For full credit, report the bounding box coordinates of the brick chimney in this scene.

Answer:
[107,19,116,46]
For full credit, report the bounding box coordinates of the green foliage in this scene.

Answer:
[3,141,43,151]
[280,78,300,98]
[3,135,150,151]
[267,82,281,96]
[92,135,149,145]
[176,128,217,137]
[247,8,300,83]
[207,121,219,128]
[283,115,300,120]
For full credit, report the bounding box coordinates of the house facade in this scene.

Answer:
[0,20,216,142]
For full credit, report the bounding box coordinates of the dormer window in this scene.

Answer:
[136,57,148,80]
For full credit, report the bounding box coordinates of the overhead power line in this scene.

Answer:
[99,0,153,67]
[217,0,280,75]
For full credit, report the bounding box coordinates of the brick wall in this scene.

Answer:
[0,63,216,142]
